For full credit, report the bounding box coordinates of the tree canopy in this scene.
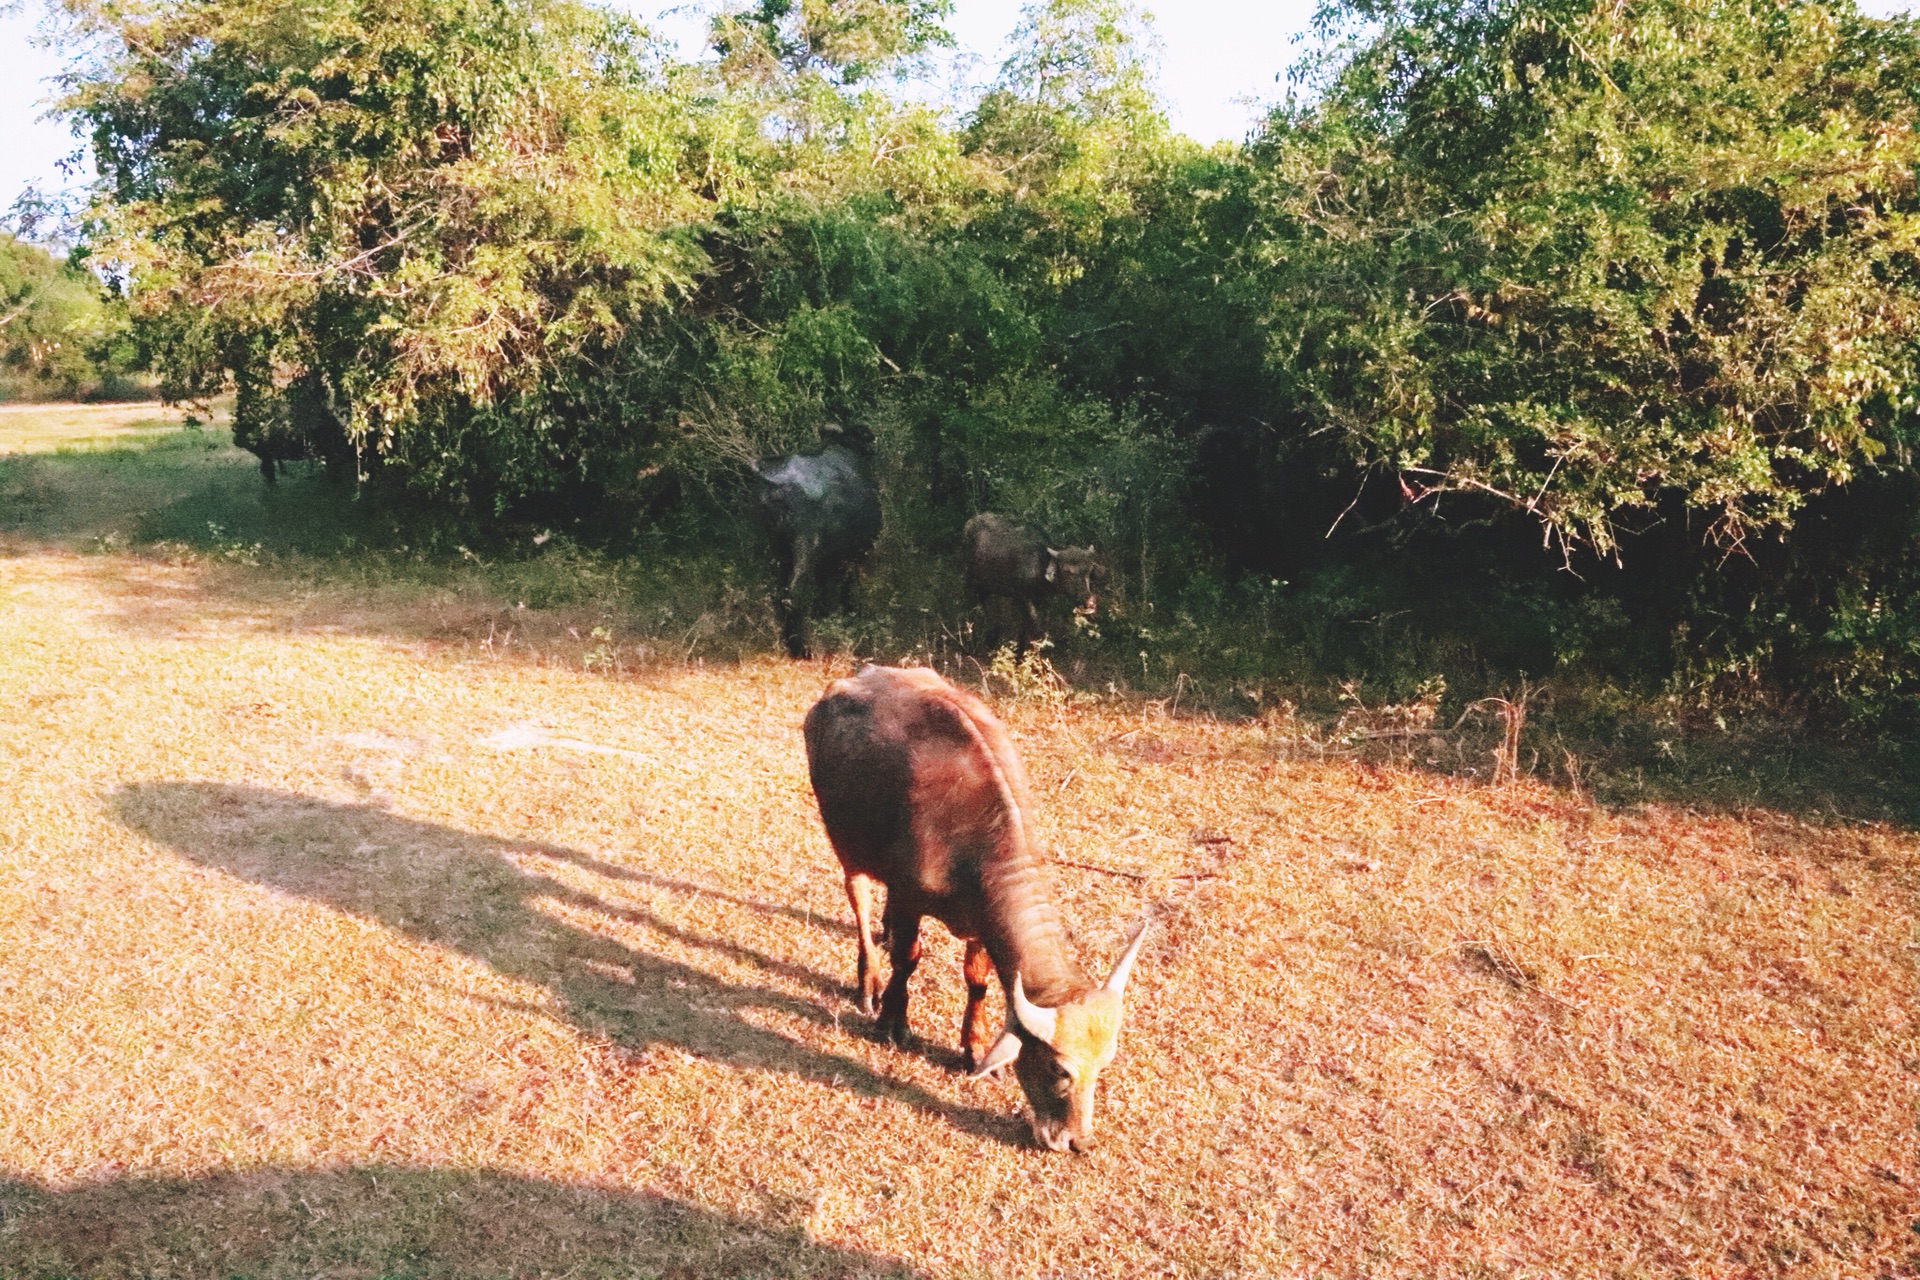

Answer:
[0,233,135,398]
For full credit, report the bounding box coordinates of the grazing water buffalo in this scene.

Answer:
[753,426,882,658]
[962,513,1100,655]
[803,664,1148,1153]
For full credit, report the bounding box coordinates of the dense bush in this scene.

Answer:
[52,0,1920,723]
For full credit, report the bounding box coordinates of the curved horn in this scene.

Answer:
[1043,551,1059,584]
[1009,973,1058,1044]
[1102,921,1150,997]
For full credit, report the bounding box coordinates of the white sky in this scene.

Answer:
[2,0,1913,228]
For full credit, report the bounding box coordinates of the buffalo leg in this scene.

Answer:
[960,940,996,1071]
[977,596,1010,655]
[770,543,803,659]
[775,602,803,659]
[781,542,819,658]
[845,872,885,1017]
[876,901,923,1048]
[778,574,809,659]
[837,562,858,615]
[1016,599,1041,657]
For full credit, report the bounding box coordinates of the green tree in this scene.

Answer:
[50,0,1920,715]
[1248,0,1920,554]
[711,0,955,86]
[64,0,757,495]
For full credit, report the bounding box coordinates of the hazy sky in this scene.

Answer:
[1,0,1912,226]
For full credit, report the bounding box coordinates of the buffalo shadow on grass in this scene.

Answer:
[538,851,861,941]
[0,1164,925,1278]
[109,781,1018,1147]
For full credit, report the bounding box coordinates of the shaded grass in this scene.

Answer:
[4,412,1915,821]
[0,406,775,670]
[0,412,240,545]
[1,1167,924,1279]
[111,780,1012,1145]
[7,412,1915,830]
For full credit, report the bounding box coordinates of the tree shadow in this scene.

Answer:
[1154,693,1919,831]
[0,429,460,553]
[109,782,1016,1146]
[0,1164,924,1278]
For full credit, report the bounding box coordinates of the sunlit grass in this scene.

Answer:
[0,400,205,455]
[0,406,1914,1278]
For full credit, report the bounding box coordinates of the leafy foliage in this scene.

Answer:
[70,0,744,495]
[712,0,956,85]
[1249,0,1920,554]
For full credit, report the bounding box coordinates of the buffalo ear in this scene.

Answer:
[970,1029,1023,1078]
[1043,551,1059,584]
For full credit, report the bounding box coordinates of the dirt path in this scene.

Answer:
[0,427,1916,1278]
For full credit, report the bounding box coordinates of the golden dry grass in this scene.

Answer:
[0,412,1915,1278]
[0,401,204,455]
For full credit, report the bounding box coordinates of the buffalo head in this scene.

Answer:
[1044,545,1101,617]
[971,924,1148,1153]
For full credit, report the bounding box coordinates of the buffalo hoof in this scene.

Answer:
[856,971,884,1017]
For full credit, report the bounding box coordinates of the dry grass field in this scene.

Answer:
[0,406,1915,1279]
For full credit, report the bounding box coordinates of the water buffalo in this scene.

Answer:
[753,425,882,658]
[234,370,355,485]
[803,664,1148,1153]
[961,513,1099,655]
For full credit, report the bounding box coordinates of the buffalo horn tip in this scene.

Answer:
[1102,921,1151,997]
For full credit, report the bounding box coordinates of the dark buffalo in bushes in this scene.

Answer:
[234,370,356,485]
[753,426,882,658]
[962,513,1099,655]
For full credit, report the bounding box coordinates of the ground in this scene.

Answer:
[0,407,1915,1279]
